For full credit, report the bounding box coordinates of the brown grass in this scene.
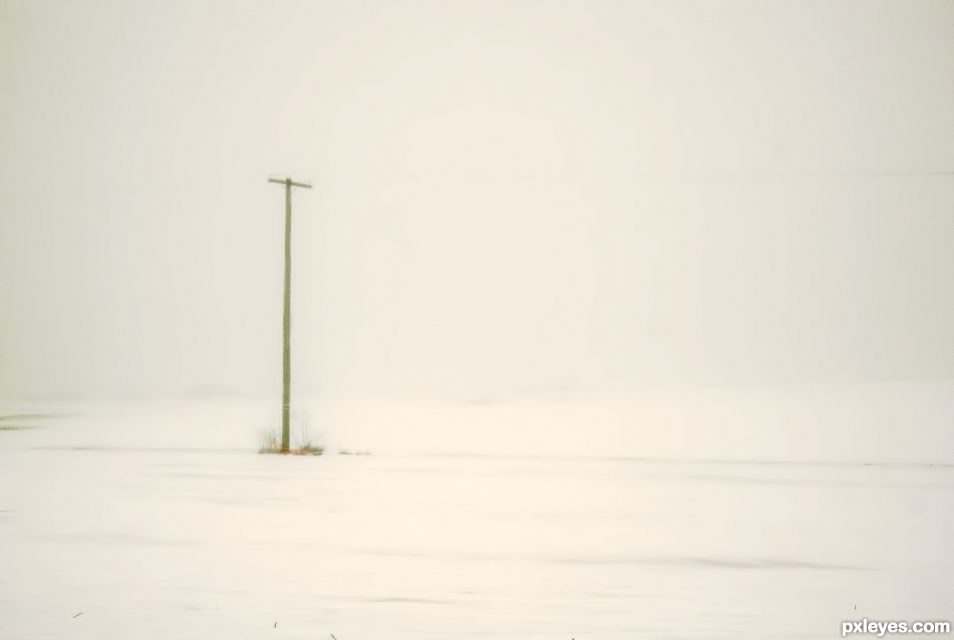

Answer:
[258,427,324,455]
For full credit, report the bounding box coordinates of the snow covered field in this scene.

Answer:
[1,382,952,639]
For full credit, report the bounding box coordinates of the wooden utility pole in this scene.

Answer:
[268,177,312,453]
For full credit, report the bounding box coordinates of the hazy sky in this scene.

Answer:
[1,0,952,400]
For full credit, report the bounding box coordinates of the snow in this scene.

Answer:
[1,382,953,639]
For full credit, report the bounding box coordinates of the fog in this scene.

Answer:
[2,0,953,401]
[3,5,954,637]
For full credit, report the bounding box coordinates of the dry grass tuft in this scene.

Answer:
[258,423,324,456]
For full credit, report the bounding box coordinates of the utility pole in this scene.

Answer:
[268,177,312,453]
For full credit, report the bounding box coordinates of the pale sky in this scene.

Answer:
[1,0,952,400]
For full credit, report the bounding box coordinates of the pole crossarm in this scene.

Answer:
[268,177,313,189]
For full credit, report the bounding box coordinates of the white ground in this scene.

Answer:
[1,382,953,639]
